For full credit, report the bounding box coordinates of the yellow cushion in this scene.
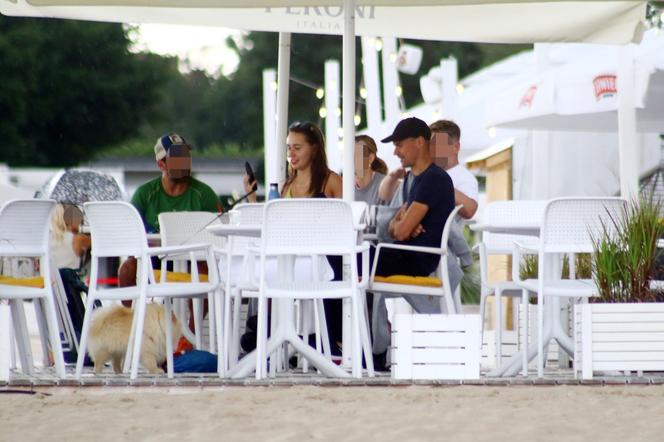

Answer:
[373,275,442,287]
[153,270,209,283]
[0,276,45,288]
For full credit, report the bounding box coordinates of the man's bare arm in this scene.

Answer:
[455,189,478,219]
[389,201,429,242]
[378,168,405,202]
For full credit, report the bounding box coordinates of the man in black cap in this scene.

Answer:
[371,117,456,369]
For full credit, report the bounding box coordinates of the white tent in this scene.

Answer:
[485,30,664,198]
[0,0,649,201]
[488,31,664,132]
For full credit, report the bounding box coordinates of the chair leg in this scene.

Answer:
[537,292,544,378]
[495,289,503,366]
[217,287,227,377]
[360,292,374,377]
[164,299,175,378]
[316,299,332,359]
[521,289,529,377]
[130,299,148,380]
[75,295,99,379]
[192,298,203,350]
[42,292,66,377]
[33,298,51,368]
[230,291,242,368]
[207,291,216,353]
[255,296,267,379]
[10,300,32,375]
[351,294,362,378]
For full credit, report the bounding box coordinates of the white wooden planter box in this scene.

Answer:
[391,314,481,380]
[574,303,664,380]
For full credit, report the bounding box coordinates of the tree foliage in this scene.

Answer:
[0,17,170,166]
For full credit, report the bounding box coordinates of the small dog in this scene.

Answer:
[87,303,182,374]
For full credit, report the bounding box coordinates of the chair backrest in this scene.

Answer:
[84,201,147,258]
[482,199,546,227]
[261,199,356,256]
[158,211,225,249]
[540,197,627,253]
[440,205,464,250]
[0,199,55,257]
[233,203,264,225]
[480,200,545,255]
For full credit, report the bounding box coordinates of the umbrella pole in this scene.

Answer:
[274,32,291,188]
[341,0,357,371]
[617,44,639,200]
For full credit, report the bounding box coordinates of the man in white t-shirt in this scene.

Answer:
[378,119,478,219]
[429,119,478,219]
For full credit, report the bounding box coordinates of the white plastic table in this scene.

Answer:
[206,224,349,379]
[471,210,574,377]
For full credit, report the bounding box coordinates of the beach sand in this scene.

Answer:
[2,385,664,441]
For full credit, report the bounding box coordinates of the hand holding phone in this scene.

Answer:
[245,161,258,191]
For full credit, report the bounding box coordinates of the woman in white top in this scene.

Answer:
[50,204,91,270]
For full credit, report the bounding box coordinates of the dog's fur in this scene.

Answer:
[87,303,182,374]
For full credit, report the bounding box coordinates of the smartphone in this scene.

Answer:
[245,161,258,191]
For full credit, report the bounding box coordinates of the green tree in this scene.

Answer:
[0,17,171,166]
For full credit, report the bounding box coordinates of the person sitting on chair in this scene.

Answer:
[370,117,456,370]
[117,133,221,332]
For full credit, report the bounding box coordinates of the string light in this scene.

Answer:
[319,107,328,118]
[359,87,368,99]
[395,86,403,97]
[316,88,325,99]
[354,115,362,126]
[271,81,278,91]
[337,128,344,138]
[456,83,465,94]
[335,107,342,117]
[374,38,383,52]
[389,52,398,63]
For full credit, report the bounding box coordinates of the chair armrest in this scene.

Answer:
[146,243,213,257]
[375,242,444,256]
[512,241,539,284]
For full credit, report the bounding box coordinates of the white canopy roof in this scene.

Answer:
[487,30,664,132]
[1,1,648,44]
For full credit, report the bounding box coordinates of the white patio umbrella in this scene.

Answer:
[487,30,664,197]
[0,0,649,201]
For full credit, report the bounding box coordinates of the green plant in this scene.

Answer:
[591,197,664,303]
[519,253,592,281]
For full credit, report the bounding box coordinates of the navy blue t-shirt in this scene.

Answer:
[396,163,455,274]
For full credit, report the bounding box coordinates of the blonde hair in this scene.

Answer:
[50,204,67,243]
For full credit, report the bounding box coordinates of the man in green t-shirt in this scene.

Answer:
[118,133,221,311]
[131,133,221,233]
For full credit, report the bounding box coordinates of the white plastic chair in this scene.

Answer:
[0,199,66,378]
[369,205,463,315]
[158,211,226,353]
[76,201,222,379]
[222,203,264,369]
[477,200,542,366]
[254,199,373,379]
[512,197,627,377]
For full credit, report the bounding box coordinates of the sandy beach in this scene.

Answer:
[2,385,664,441]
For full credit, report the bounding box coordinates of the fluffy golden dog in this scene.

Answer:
[87,303,182,374]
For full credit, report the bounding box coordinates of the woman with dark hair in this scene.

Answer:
[354,135,388,207]
[241,121,345,357]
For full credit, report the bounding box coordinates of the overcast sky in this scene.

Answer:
[130,24,241,77]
